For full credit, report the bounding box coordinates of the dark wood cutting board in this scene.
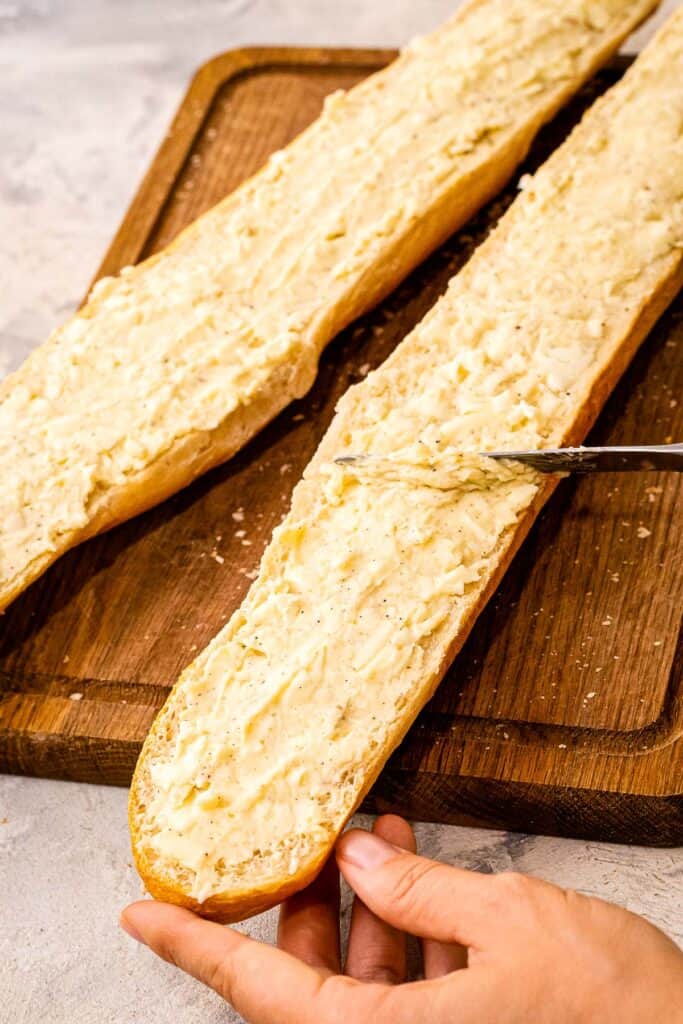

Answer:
[1,49,681,845]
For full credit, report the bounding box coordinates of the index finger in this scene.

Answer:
[121,900,327,1024]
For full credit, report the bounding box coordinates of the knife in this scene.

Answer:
[335,443,683,474]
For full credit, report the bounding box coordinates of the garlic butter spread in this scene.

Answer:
[137,16,683,903]
[0,0,657,607]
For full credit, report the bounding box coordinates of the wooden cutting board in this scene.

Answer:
[1,49,681,845]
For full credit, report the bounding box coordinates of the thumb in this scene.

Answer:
[336,829,495,948]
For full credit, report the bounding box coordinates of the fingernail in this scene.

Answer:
[120,914,145,945]
[337,830,402,870]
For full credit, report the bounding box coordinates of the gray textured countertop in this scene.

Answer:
[0,3,681,1022]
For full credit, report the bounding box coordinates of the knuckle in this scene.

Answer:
[492,870,536,902]
[561,885,587,913]
[203,955,234,1000]
[391,858,442,913]
[563,887,615,934]
[321,977,396,1024]
[162,919,197,970]
[160,937,181,969]
[348,953,403,985]
[318,976,363,1024]
[484,871,543,921]
[369,965,403,986]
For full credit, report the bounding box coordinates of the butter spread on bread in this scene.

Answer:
[130,10,683,921]
[0,0,659,611]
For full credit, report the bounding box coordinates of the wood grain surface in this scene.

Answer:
[0,49,681,844]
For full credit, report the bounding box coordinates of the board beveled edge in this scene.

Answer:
[0,721,680,845]
[87,46,396,292]
[365,770,683,846]
[3,48,679,845]
[4,636,681,755]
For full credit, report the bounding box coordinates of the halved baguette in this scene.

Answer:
[130,11,683,922]
[0,0,660,612]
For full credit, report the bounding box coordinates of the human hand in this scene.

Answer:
[121,815,683,1023]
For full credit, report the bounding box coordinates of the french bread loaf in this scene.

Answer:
[130,10,683,922]
[0,0,660,611]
